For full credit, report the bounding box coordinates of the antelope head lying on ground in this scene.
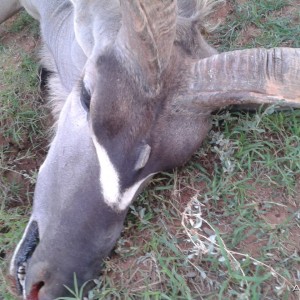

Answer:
[1,0,300,299]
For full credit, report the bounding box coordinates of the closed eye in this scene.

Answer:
[80,82,91,111]
[135,144,151,170]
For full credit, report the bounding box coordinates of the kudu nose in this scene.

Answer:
[25,261,65,300]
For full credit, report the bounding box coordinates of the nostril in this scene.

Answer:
[27,281,44,300]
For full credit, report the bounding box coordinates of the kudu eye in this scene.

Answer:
[80,83,91,111]
[135,144,151,170]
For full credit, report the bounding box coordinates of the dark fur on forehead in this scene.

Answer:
[89,47,212,191]
[91,50,160,142]
[90,50,160,188]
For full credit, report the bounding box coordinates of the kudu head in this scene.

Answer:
[9,0,300,299]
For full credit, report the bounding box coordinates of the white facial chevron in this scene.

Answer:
[92,135,120,207]
[91,135,154,210]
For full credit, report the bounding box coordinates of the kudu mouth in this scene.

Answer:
[10,220,40,296]
[27,282,45,300]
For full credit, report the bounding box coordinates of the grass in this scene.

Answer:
[0,11,46,299]
[1,1,300,300]
[211,0,300,50]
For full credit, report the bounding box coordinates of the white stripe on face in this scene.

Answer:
[92,135,120,207]
[118,174,154,210]
[91,136,155,210]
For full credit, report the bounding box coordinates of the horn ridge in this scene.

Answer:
[178,47,300,110]
[116,0,177,97]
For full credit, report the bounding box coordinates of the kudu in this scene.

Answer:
[1,0,300,299]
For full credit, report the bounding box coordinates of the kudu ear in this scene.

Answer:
[116,0,177,97]
[68,0,96,57]
[177,48,300,111]
[69,0,121,57]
